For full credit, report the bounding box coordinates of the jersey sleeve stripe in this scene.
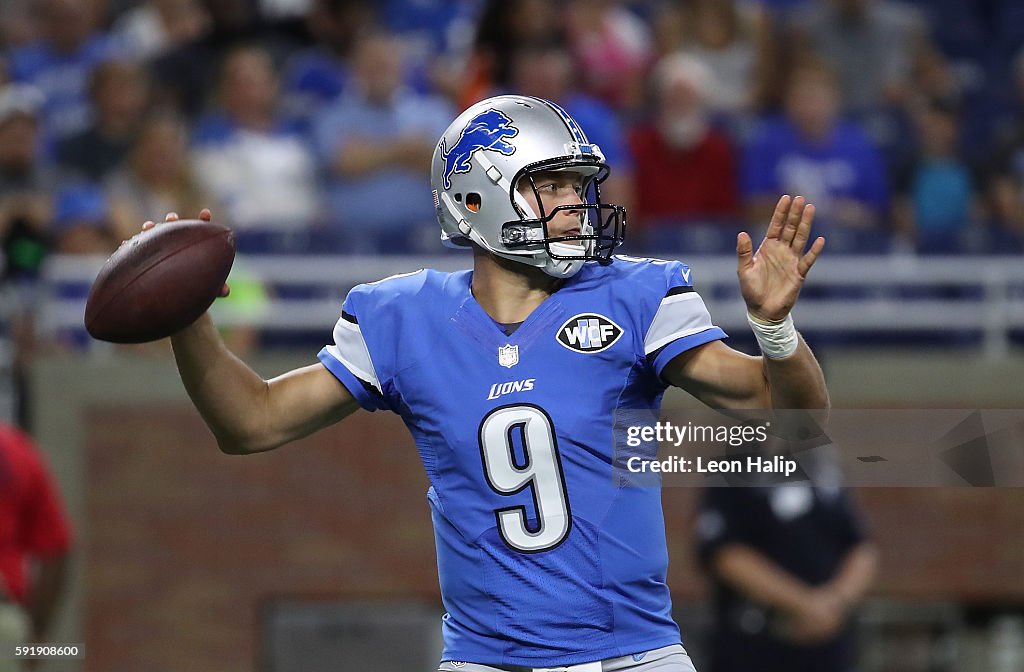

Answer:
[341,310,358,324]
[664,285,695,297]
[324,318,381,392]
[643,292,720,355]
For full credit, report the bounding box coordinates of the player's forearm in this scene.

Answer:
[170,314,272,453]
[762,335,830,410]
[334,137,430,176]
[826,542,879,609]
[712,544,815,615]
[171,315,360,453]
[333,140,393,176]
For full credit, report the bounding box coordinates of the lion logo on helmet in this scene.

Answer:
[440,108,519,190]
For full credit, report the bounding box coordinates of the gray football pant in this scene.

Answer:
[438,644,697,672]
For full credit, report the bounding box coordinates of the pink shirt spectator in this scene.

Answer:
[567,0,653,112]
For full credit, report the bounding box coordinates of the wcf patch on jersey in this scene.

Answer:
[557,313,623,353]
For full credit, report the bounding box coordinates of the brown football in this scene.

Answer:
[85,219,236,343]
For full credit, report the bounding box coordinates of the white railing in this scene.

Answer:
[37,253,1024,357]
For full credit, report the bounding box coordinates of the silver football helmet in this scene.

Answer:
[431,95,626,278]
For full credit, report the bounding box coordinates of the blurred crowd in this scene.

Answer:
[0,0,1018,366]
[1,0,1024,267]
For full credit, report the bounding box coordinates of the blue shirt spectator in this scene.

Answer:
[7,0,121,148]
[893,97,977,253]
[278,0,376,129]
[311,31,452,253]
[380,0,481,57]
[379,0,483,94]
[742,57,889,240]
[52,183,116,255]
[561,93,629,171]
[911,163,972,232]
[742,116,889,231]
[280,49,351,130]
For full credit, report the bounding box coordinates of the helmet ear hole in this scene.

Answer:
[466,192,482,212]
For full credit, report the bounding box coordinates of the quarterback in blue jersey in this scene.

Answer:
[157,95,828,671]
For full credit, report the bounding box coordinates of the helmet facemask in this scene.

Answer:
[502,157,626,270]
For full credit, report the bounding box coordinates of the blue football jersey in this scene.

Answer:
[318,256,726,667]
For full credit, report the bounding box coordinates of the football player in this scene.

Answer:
[155,95,828,672]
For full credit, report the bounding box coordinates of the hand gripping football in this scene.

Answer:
[85,219,236,343]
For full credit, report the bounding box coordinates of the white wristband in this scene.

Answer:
[747,312,799,359]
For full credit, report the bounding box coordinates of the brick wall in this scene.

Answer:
[84,407,436,672]
[83,405,1024,671]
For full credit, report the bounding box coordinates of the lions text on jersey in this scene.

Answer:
[318,256,726,667]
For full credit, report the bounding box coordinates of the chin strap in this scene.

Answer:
[541,257,584,278]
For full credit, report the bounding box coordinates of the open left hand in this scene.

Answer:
[737,195,825,322]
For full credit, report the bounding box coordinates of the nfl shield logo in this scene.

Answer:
[498,344,519,368]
